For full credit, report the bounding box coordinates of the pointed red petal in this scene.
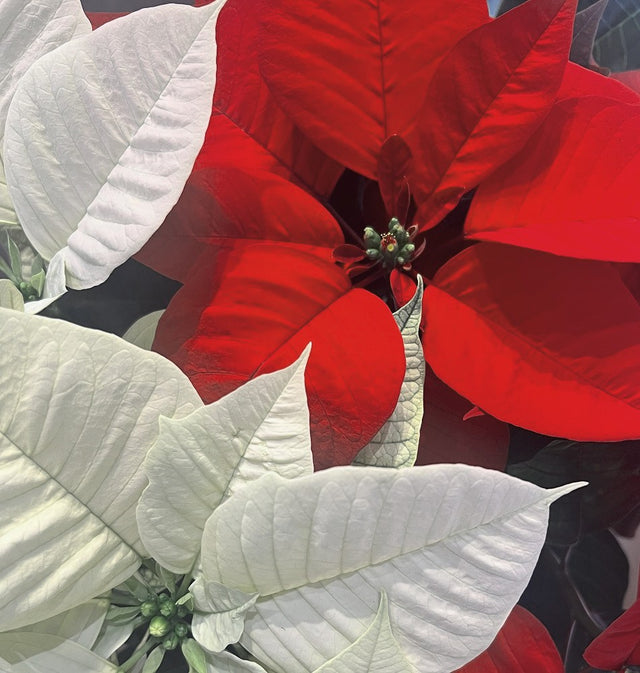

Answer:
[413,0,577,230]
[454,607,563,672]
[423,243,640,440]
[137,160,343,282]
[256,0,489,177]
[211,0,343,195]
[85,12,127,29]
[466,93,640,261]
[154,243,405,469]
[584,598,640,669]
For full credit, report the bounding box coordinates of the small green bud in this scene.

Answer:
[396,256,406,265]
[159,600,177,618]
[176,605,189,618]
[365,249,381,260]
[157,593,171,603]
[401,243,415,255]
[363,227,381,247]
[174,621,189,638]
[140,600,158,618]
[149,615,171,637]
[18,281,29,291]
[163,633,180,651]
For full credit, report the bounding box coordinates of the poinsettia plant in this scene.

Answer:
[1,0,640,670]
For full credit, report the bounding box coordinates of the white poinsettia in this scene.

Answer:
[0,307,583,672]
[0,0,225,312]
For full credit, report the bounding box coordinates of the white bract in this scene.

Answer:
[0,0,224,310]
[0,306,583,672]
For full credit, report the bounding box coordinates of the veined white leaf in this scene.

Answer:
[201,465,585,672]
[314,593,415,673]
[191,579,259,653]
[0,0,90,136]
[205,650,268,673]
[0,632,117,673]
[137,345,312,574]
[4,2,224,290]
[0,308,202,630]
[8,599,109,650]
[353,277,424,468]
[123,310,165,350]
[0,280,22,311]
[0,161,17,227]
[0,657,11,673]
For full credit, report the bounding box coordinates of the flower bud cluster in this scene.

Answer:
[141,592,191,651]
[363,218,416,269]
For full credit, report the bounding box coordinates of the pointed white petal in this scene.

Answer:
[354,277,424,468]
[0,0,90,136]
[313,593,415,673]
[4,2,224,289]
[0,309,202,630]
[8,599,109,649]
[201,465,584,672]
[0,632,117,672]
[137,346,312,573]
[191,579,259,653]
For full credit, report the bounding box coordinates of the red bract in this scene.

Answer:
[412,0,577,228]
[137,0,640,466]
[584,598,640,670]
[422,243,640,440]
[454,606,564,672]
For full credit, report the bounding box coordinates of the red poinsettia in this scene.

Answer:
[129,0,640,470]
[454,606,564,672]
[583,597,640,671]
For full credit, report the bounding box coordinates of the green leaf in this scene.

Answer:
[105,606,142,626]
[353,277,424,468]
[313,592,415,673]
[123,311,165,351]
[0,308,202,630]
[137,345,313,574]
[0,280,22,311]
[182,639,207,673]
[6,233,21,281]
[201,465,584,672]
[29,269,45,297]
[0,632,118,672]
[142,646,165,673]
[190,579,259,653]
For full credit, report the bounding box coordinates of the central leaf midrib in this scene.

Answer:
[1,428,141,559]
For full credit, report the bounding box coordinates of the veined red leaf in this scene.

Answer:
[153,242,405,469]
[584,598,640,669]
[422,243,640,440]
[136,159,343,282]
[466,95,640,261]
[417,367,509,471]
[412,0,577,230]
[210,0,343,196]
[558,62,640,103]
[454,606,563,672]
[256,0,490,178]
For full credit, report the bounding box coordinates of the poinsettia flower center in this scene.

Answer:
[364,218,416,269]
